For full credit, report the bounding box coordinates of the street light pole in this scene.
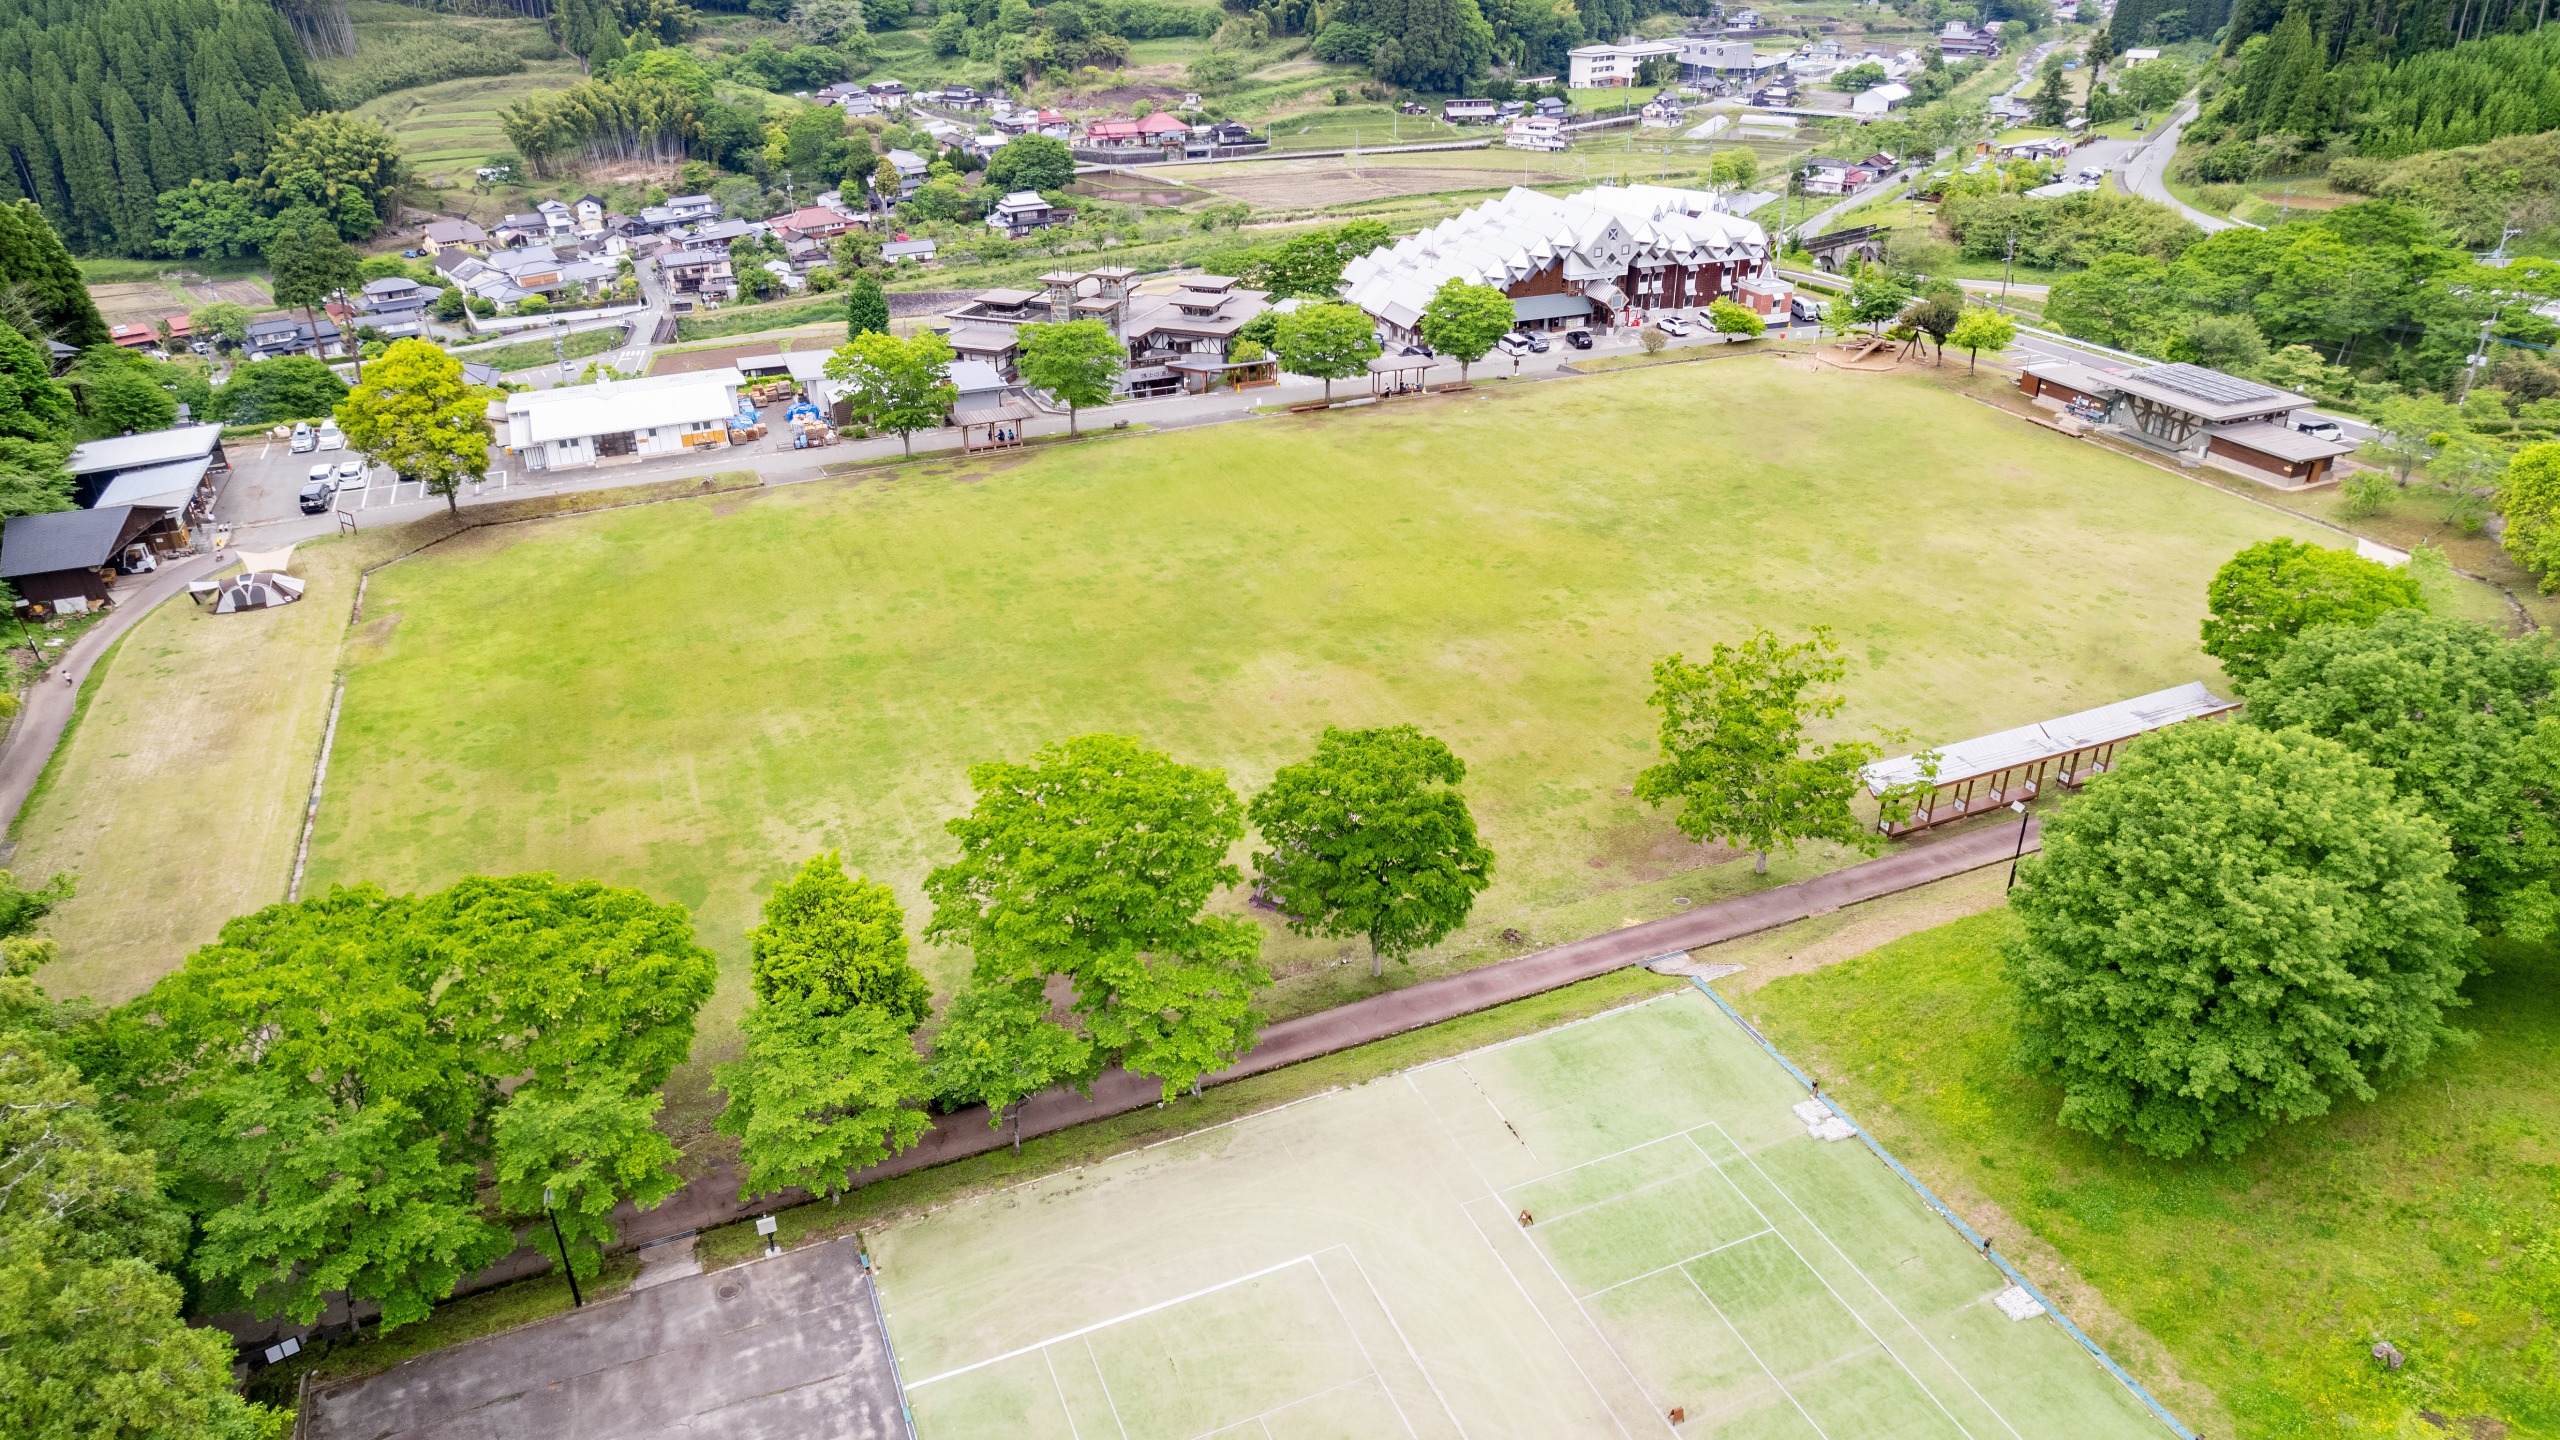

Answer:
[542,1188,584,1308]
[2005,799,2032,891]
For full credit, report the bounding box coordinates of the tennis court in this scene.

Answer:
[874,989,2173,1439]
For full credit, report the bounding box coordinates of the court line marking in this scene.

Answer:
[1085,1337,1132,1440]
[1678,1266,1836,1440]
[1405,1074,1639,1440]
[907,1253,1319,1387]
[1305,1254,1420,1440]
[1496,1124,1718,1196]
[1578,1227,1776,1300]
[1455,1061,1541,1165]
[1338,1243,1475,1440]
[1194,1373,1395,1440]
[1525,1152,1729,1231]
[1689,1129,1987,1440]
[1709,1123,2029,1440]
[1042,1348,1085,1440]
[1493,1190,1685,1439]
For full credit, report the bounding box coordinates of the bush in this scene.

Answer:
[1311,22,1381,62]
[2339,469,2392,519]
[2007,721,2473,1159]
[327,31,525,107]
[1707,298,1764,337]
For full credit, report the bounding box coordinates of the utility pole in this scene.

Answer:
[2456,299,2506,404]
[2002,227,2016,299]
[543,1189,584,1308]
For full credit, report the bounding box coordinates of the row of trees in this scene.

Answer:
[2007,536,2556,1158]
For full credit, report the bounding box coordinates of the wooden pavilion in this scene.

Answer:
[1862,682,2239,836]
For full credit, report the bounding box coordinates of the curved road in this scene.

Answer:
[0,553,228,843]
[2120,101,2251,233]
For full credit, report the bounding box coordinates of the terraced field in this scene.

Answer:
[359,65,584,191]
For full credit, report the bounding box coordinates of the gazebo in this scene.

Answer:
[1168,355,1279,394]
[1368,354,1443,397]
[1862,681,2239,835]
[957,397,1036,452]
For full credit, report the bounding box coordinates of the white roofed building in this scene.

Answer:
[502,369,746,472]
[1337,185,1771,344]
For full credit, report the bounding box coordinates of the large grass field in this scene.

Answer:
[879,990,2168,1438]
[279,362,2343,1030]
[1739,911,2559,1439]
[22,361,2362,1026]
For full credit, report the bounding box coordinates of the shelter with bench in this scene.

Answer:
[1861,681,2239,836]
[0,504,173,611]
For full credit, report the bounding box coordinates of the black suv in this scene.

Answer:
[298,479,334,514]
[1563,329,1594,350]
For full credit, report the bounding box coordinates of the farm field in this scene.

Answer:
[877,988,2169,1438]
[1740,911,2560,1439]
[359,65,583,192]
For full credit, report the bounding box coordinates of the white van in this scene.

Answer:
[289,422,316,453]
[316,420,345,451]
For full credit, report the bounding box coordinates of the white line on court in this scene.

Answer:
[906,1254,1321,1388]
[1709,1123,2029,1440]
[1403,1073,1648,1440]
[1042,1348,1085,1440]
[1305,1256,1420,1440]
[1085,1336,1132,1440]
[1578,1228,1776,1300]
[1525,1153,1726,1231]
[1497,1123,1716,1196]
[1456,1061,1540,1164]
[1678,1267,1836,1440]
[1192,1373,1393,1440]
[1688,1128,1989,1440]
[1403,991,1687,1073]
[1498,1192,1685,1438]
[1339,1244,1475,1440]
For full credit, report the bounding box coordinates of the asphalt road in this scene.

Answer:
[2119,100,2249,233]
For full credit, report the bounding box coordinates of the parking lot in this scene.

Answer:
[214,429,530,537]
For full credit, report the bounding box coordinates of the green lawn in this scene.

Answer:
[1736,911,2559,1439]
[292,363,2336,1076]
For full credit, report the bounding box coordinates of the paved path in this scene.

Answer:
[393,815,2040,1317]
[2121,101,2250,233]
[0,552,228,843]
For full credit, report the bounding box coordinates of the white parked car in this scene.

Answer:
[2294,417,2345,442]
[333,459,367,487]
[289,422,316,453]
[306,463,335,487]
[1656,314,1693,337]
[1497,332,1532,357]
[316,421,344,451]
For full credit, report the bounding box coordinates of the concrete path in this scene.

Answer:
[411,816,2040,1310]
[0,551,228,843]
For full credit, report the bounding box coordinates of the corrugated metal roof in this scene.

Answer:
[1863,681,2238,791]
[64,424,221,477]
[0,506,160,577]
[93,456,210,508]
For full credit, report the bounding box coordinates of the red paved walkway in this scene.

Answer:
[384,815,2041,1319]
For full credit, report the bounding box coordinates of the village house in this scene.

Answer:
[502,369,747,471]
[986,190,1069,239]
[340,275,443,339]
[1506,115,1568,151]
[884,149,931,198]
[243,313,345,360]
[1339,184,1772,346]
[1568,36,1681,86]
[1442,97,1501,124]
[1797,156,1877,195]
[882,237,939,265]
[659,248,737,306]
[420,218,488,255]
[1936,20,2001,56]
[1852,82,1911,116]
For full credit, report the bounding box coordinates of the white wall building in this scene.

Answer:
[1568,37,1681,87]
[1851,81,1911,116]
[503,369,746,472]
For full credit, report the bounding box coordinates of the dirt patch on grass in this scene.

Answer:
[1698,865,2013,993]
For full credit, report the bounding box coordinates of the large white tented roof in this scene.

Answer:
[1339,185,1770,330]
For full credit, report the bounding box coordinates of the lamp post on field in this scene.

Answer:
[543,1188,584,1307]
[2005,799,2032,890]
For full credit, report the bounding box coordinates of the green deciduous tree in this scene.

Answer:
[843,268,890,338]
[1273,302,1379,402]
[266,205,361,340]
[1077,921,1268,1101]
[1248,725,1495,978]
[2363,393,2461,486]
[2198,537,2426,685]
[490,1069,680,1283]
[983,133,1076,193]
[1633,627,1884,875]
[1707,297,1765,338]
[0,200,108,347]
[2246,607,2558,935]
[100,875,715,1331]
[0,323,73,447]
[748,853,932,1030]
[151,180,272,260]
[189,301,252,346]
[212,355,347,425]
[259,112,405,237]
[715,997,928,1200]
[1419,278,1513,383]
[1016,319,1123,435]
[1947,306,2015,372]
[2498,442,2560,588]
[927,981,1095,1153]
[69,347,178,438]
[335,339,495,515]
[825,329,956,456]
[2006,721,2474,1159]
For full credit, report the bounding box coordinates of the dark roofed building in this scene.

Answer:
[0,505,171,607]
[63,424,228,510]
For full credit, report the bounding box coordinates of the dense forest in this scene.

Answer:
[2181,18,2560,177]
[0,0,326,254]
